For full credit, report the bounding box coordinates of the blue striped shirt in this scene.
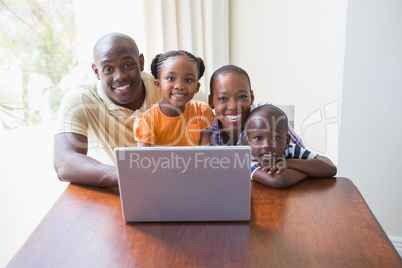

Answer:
[250,143,317,179]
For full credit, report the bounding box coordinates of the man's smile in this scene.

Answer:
[113,83,131,92]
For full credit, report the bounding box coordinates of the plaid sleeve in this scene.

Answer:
[288,124,305,148]
[211,118,224,145]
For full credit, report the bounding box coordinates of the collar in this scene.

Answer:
[97,80,122,111]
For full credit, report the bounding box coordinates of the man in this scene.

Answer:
[53,33,162,187]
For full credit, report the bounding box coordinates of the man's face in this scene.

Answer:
[209,73,254,135]
[92,38,144,109]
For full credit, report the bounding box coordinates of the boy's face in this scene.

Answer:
[155,56,200,114]
[209,73,254,132]
[246,113,290,168]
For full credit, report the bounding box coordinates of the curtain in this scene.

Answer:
[74,0,229,97]
[141,0,229,97]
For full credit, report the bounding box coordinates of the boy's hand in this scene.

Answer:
[260,157,286,175]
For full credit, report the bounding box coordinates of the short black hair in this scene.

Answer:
[245,104,289,133]
[150,50,205,80]
[209,64,251,96]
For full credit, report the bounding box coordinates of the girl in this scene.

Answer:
[134,50,214,146]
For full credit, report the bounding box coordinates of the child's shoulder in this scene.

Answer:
[187,100,212,110]
[136,102,160,120]
[186,100,214,119]
[188,99,208,105]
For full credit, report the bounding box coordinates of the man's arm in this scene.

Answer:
[53,133,118,187]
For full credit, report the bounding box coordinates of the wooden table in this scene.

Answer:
[8,177,402,267]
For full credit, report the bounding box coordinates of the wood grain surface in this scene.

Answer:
[8,177,402,267]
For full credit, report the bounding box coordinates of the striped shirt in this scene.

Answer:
[250,143,317,179]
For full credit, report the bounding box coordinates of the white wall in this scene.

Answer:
[72,0,228,100]
[230,0,402,240]
[339,0,402,237]
[229,0,347,165]
[73,0,147,68]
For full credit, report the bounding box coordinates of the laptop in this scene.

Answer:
[115,146,251,222]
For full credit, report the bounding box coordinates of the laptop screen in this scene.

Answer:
[115,146,251,222]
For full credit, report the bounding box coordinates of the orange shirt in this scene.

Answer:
[134,100,214,146]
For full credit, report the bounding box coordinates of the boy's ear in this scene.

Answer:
[208,94,214,109]
[154,79,161,91]
[285,134,291,149]
[250,90,255,105]
[196,82,200,93]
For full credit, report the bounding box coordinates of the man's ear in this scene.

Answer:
[154,79,161,91]
[139,53,145,71]
[208,94,214,109]
[92,63,100,80]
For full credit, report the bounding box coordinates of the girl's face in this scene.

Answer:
[155,56,200,116]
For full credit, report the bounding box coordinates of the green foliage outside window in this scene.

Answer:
[0,0,77,129]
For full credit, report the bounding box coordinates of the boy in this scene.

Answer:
[245,104,337,188]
